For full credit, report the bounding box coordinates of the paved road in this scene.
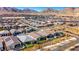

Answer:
[65,43,79,51]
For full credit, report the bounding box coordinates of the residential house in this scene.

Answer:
[0,37,3,51]
[0,30,10,36]
[2,36,22,51]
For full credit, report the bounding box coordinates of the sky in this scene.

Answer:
[16,7,65,12]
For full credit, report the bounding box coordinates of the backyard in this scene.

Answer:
[22,32,71,51]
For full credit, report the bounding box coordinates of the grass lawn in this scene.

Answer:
[0,28,4,31]
[22,44,39,51]
[25,44,34,48]
[38,40,46,44]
